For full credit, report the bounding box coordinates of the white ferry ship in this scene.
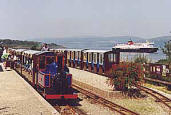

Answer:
[112,40,158,53]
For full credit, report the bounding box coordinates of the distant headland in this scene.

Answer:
[0,39,65,50]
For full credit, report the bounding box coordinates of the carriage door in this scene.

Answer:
[57,56,63,71]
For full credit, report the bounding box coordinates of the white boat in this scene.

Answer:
[112,40,158,53]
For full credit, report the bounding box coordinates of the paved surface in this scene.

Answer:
[69,67,121,98]
[69,67,113,91]
[0,63,59,115]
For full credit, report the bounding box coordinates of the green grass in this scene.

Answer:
[144,83,171,94]
[109,96,167,115]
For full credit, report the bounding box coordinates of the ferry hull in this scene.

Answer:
[112,47,158,53]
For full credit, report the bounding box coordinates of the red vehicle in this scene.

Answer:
[10,49,77,100]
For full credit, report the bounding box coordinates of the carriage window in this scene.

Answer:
[79,51,81,60]
[57,56,63,70]
[93,53,97,64]
[31,60,33,69]
[39,56,45,69]
[83,53,87,62]
[75,52,78,60]
[113,54,116,62]
[153,66,155,72]
[99,54,103,64]
[67,52,70,59]
[108,53,115,63]
[108,54,113,62]
[23,57,26,64]
[88,53,92,63]
[46,57,54,65]
[150,66,152,72]
[71,51,74,60]
[156,66,160,72]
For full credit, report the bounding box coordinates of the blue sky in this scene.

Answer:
[0,0,171,40]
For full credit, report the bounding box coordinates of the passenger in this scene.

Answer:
[3,46,7,54]
[41,43,49,51]
[64,64,69,73]
[1,53,8,63]
[1,47,9,69]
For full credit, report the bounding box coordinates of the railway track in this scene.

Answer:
[138,85,171,110]
[72,84,139,115]
[53,104,86,115]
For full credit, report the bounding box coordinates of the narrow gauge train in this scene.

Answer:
[9,49,78,100]
[50,49,120,76]
[145,63,170,77]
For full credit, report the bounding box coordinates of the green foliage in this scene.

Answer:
[134,55,149,64]
[162,40,171,64]
[30,45,40,50]
[107,62,144,91]
[156,59,169,65]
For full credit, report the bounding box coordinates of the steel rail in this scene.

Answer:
[65,105,86,115]
[138,85,171,110]
[72,84,139,115]
[53,104,86,115]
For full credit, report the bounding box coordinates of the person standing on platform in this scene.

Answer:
[41,43,49,51]
[1,47,9,69]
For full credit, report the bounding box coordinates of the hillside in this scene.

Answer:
[5,36,169,50]
[35,36,170,49]
[148,36,171,48]
[0,39,65,49]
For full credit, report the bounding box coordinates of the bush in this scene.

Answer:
[107,62,144,96]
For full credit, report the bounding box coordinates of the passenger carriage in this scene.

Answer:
[5,48,16,68]
[66,49,83,68]
[22,50,41,84]
[13,49,28,74]
[51,48,120,75]
[82,50,120,75]
[147,63,170,77]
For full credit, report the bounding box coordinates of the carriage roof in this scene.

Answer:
[83,49,110,53]
[35,51,54,56]
[15,49,28,52]
[66,49,83,52]
[52,48,84,52]
[51,48,67,52]
[23,50,41,55]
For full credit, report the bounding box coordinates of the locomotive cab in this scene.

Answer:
[36,51,77,100]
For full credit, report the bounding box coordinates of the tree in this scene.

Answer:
[162,40,171,64]
[107,62,144,97]
[31,45,39,50]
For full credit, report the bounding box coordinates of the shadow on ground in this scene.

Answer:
[0,65,3,72]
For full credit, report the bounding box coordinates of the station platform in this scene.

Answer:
[0,63,59,115]
[70,67,171,99]
[69,67,122,98]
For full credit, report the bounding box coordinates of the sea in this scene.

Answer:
[54,39,166,63]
